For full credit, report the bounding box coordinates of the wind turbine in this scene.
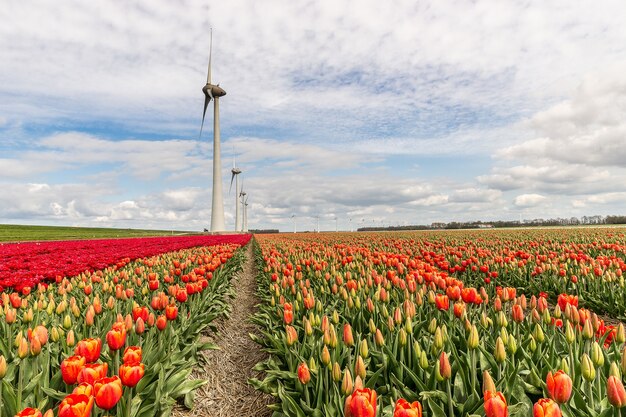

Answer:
[230,154,242,232]
[291,214,297,233]
[239,187,247,233]
[200,29,227,233]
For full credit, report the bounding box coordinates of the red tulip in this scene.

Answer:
[285,325,298,346]
[394,398,422,417]
[72,382,94,397]
[156,315,167,331]
[546,370,572,404]
[343,323,354,346]
[608,375,626,408]
[132,306,149,323]
[533,398,562,417]
[93,376,123,410]
[165,304,178,321]
[58,394,94,417]
[61,355,86,385]
[119,362,145,387]
[77,363,108,386]
[345,388,377,417]
[297,362,311,385]
[512,304,524,323]
[74,338,102,363]
[106,322,126,351]
[15,408,43,417]
[484,391,508,417]
[122,346,142,364]
[283,303,294,324]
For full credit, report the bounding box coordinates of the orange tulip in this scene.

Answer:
[345,388,377,417]
[285,325,298,346]
[72,382,94,397]
[484,391,508,417]
[15,408,43,417]
[106,322,126,351]
[74,338,102,363]
[343,323,354,346]
[394,398,423,417]
[119,362,145,387]
[165,304,178,321]
[546,371,572,404]
[77,363,108,386]
[58,394,94,417]
[512,304,524,323]
[156,315,167,331]
[297,362,311,385]
[608,375,626,408]
[61,355,86,385]
[283,303,294,324]
[94,376,123,410]
[122,346,142,364]
[533,398,562,417]
[434,294,449,311]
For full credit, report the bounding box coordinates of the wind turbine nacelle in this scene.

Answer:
[203,83,226,98]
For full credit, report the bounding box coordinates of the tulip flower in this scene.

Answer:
[297,362,311,385]
[122,346,142,364]
[285,325,298,346]
[94,375,123,410]
[119,362,145,387]
[156,315,167,331]
[72,382,94,397]
[434,294,449,311]
[74,338,102,363]
[343,323,354,346]
[608,375,626,408]
[58,394,94,417]
[77,363,108,386]
[61,355,87,385]
[14,407,43,417]
[345,388,377,417]
[484,391,508,417]
[533,398,562,417]
[546,370,572,404]
[0,354,7,379]
[165,304,178,321]
[394,398,422,417]
[106,322,127,351]
[512,304,524,323]
[283,303,293,324]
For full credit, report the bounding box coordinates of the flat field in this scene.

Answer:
[0,224,197,242]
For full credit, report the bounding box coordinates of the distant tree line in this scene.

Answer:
[249,229,280,234]
[356,215,626,232]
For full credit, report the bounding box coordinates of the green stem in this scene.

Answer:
[17,359,24,411]
[587,379,595,411]
[470,350,477,394]
[125,387,132,417]
[446,379,454,417]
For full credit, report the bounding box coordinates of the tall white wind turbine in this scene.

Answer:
[243,194,249,232]
[200,29,227,232]
[230,154,242,232]
[239,186,247,233]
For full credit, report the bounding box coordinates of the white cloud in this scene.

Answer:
[514,194,547,208]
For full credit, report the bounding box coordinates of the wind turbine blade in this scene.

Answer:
[199,93,212,138]
[207,28,213,84]
[229,172,235,193]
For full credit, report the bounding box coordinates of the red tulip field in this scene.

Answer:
[251,228,626,417]
[0,234,250,417]
[2,228,626,417]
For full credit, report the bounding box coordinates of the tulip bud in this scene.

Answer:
[610,362,622,379]
[507,336,517,355]
[433,327,444,351]
[533,324,545,343]
[608,375,626,408]
[553,305,561,318]
[617,324,626,345]
[135,317,145,335]
[341,369,353,394]
[483,370,496,394]
[360,339,369,358]
[582,320,594,340]
[30,335,42,356]
[50,327,60,343]
[528,335,537,352]
[297,362,311,385]
[500,327,509,346]
[399,329,407,347]
[355,356,367,380]
[495,337,506,364]
[0,355,7,378]
[497,311,508,328]
[343,324,354,347]
[581,353,595,381]
[321,345,331,366]
[375,329,385,347]
[591,342,604,367]
[468,324,479,350]
[17,337,29,359]
[419,351,429,370]
[428,318,437,334]
[621,347,626,376]
[405,317,413,334]
[439,352,451,380]
[332,310,339,324]
[565,322,576,344]
[63,314,72,330]
[560,358,570,375]
[332,361,342,382]
[304,318,313,337]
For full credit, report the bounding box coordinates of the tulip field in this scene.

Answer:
[0,234,251,417]
[251,228,626,417]
[2,227,626,417]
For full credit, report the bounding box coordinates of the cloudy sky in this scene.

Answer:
[2,0,626,232]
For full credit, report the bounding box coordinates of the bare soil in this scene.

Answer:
[173,242,273,417]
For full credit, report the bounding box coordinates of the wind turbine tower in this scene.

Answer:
[243,195,249,232]
[200,29,227,232]
[239,189,247,232]
[230,158,242,232]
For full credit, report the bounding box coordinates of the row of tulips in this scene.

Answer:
[250,232,626,417]
[1,235,250,417]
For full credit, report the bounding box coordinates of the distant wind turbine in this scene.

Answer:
[239,183,247,233]
[200,29,227,232]
[291,214,297,233]
[243,194,249,232]
[230,153,242,232]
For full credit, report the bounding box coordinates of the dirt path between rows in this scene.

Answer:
[173,242,273,417]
